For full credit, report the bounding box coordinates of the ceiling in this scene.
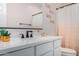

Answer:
[31,3,69,9]
[53,3,69,8]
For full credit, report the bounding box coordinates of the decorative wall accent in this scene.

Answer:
[45,4,55,24]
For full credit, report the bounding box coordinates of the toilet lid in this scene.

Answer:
[61,48,76,54]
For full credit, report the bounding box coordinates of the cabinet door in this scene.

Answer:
[54,48,61,56]
[4,47,34,56]
[53,40,61,48]
[36,42,53,56]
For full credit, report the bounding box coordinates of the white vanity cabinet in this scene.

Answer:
[4,47,34,56]
[0,36,61,56]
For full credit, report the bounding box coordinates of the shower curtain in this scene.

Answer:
[57,4,79,55]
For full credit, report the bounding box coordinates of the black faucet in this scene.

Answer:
[26,31,29,38]
[26,31,33,38]
[20,34,25,38]
[30,31,33,38]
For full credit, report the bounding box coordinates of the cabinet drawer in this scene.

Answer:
[54,48,61,56]
[4,47,34,56]
[54,40,61,48]
[36,42,53,56]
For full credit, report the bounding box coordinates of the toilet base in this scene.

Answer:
[61,48,76,56]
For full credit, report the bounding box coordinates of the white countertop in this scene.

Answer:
[0,36,62,55]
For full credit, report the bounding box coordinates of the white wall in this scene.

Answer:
[0,4,7,27]
[42,4,57,36]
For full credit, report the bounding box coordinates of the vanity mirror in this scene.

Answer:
[0,3,43,30]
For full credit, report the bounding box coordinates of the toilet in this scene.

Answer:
[61,48,76,56]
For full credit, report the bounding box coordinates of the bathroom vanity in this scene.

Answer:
[0,36,61,56]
